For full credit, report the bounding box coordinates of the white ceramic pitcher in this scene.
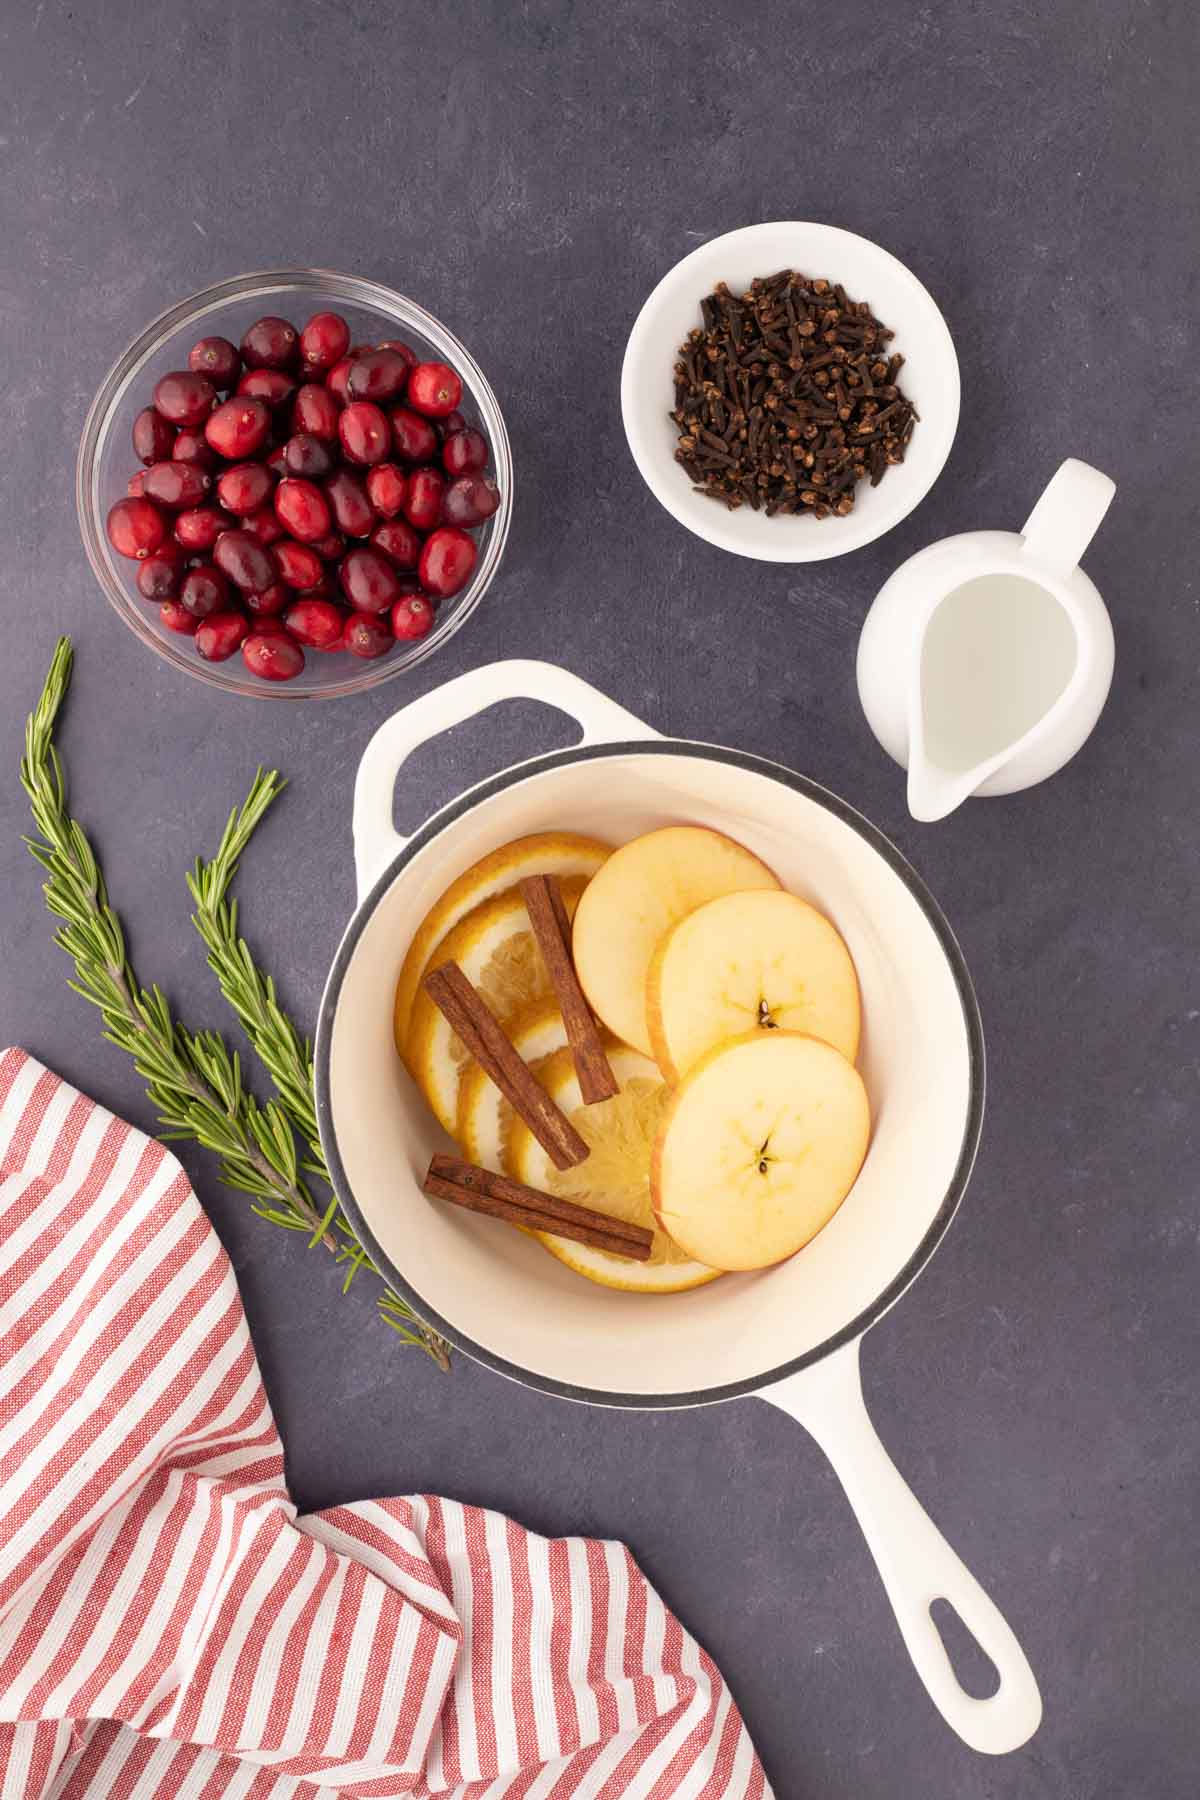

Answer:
[857,459,1116,822]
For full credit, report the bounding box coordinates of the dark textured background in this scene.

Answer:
[1,2,1197,1794]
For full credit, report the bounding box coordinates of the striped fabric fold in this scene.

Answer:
[0,1050,769,1799]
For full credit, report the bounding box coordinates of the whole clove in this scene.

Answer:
[670,272,918,519]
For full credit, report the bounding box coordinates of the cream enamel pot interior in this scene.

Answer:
[315,661,1042,1756]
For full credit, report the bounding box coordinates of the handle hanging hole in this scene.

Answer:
[391,698,584,836]
[929,1597,1001,1700]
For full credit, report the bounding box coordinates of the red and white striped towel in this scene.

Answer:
[0,1049,769,1799]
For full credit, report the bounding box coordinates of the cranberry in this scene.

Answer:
[214,461,270,516]
[312,530,347,561]
[292,383,340,441]
[326,357,357,405]
[283,432,333,479]
[419,526,478,598]
[404,467,445,531]
[274,539,324,589]
[214,529,276,592]
[392,571,423,596]
[179,564,231,618]
[299,311,350,370]
[370,518,421,568]
[300,576,336,604]
[392,594,435,641]
[442,474,501,527]
[365,462,408,518]
[442,427,488,476]
[437,409,468,439]
[407,361,462,418]
[127,471,147,497]
[284,597,345,648]
[340,547,400,613]
[390,406,439,463]
[175,506,229,552]
[136,549,183,601]
[347,349,410,403]
[142,461,212,509]
[159,600,197,634]
[324,470,374,537]
[274,477,332,543]
[132,406,176,464]
[241,316,299,370]
[107,496,167,560]
[343,611,393,658]
[237,368,296,408]
[265,442,288,476]
[242,507,284,546]
[245,581,289,616]
[188,337,241,386]
[195,611,249,661]
[379,339,418,371]
[172,427,215,468]
[154,371,216,428]
[339,401,390,465]
[242,632,305,681]
[206,397,271,459]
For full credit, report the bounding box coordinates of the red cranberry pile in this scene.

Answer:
[106,311,502,682]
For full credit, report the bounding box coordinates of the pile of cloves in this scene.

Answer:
[670,271,917,518]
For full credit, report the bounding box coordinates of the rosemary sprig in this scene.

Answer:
[187,779,449,1365]
[21,640,326,1237]
[21,638,448,1368]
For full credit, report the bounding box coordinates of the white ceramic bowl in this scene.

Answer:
[621,222,960,563]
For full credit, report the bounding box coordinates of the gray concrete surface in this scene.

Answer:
[1,3,1197,1793]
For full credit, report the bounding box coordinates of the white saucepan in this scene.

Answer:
[315,660,1042,1755]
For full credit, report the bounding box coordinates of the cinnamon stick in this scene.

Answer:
[424,1154,652,1261]
[428,1154,650,1246]
[519,875,619,1104]
[422,961,589,1171]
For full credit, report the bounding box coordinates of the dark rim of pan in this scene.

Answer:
[314,740,986,1411]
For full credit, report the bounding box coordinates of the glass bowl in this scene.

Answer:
[77,269,512,699]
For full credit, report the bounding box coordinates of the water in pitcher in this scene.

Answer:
[918,574,1078,774]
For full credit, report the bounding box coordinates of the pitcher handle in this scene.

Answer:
[352,660,657,901]
[1020,458,1115,581]
[758,1340,1042,1755]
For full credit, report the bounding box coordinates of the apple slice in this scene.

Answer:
[571,825,780,1056]
[651,1031,869,1270]
[646,889,861,1082]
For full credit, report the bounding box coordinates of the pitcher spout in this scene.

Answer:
[906,755,988,824]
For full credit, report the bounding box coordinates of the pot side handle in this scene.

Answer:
[352,659,658,901]
[758,1339,1042,1755]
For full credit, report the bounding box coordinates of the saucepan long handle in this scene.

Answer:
[758,1338,1042,1755]
[352,660,657,902]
